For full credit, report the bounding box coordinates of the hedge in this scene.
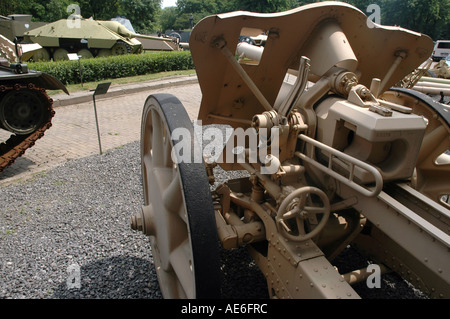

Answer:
[27,51,195,85]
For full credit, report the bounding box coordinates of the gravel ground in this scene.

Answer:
[0,142,157,299]
[0,140,427,300]
[0,141,268,299]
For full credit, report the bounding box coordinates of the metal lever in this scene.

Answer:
[277,56,310,117]
[214,37,273,112]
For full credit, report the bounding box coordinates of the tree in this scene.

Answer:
[382,0,450,40]
[154,0,450,38]
[158,7,178,32]
[177,0,219,14]
[162,0,292,30]
[290,0,450,40]
[45,0,74,21]
[0,0,73,21]
[119,0,161,33]
[0,0,20,16]
[74,0,120,20]
[225,0,291,13]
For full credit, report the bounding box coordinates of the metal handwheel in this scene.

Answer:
[139,94,221,298]
[276,186,331,242]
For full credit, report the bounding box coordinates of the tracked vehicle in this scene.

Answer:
[131,2,450,298]
[0,37,68,171]
[23,17,178,61]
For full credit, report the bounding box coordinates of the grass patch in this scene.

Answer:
[46,69,196,95]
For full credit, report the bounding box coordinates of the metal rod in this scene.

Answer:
[78,58,83,88]
[379,51,406,93]
[92,96,102,155]
[238,160,282,199]
[419,76,450,85]
[415,80,450,89]
[219,41,273,112]
[413,85,450,96]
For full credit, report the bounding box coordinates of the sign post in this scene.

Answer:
[90,82,111,155]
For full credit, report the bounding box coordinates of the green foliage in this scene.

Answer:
[2,0,449,41]
[224,0,291,13]
[75,0,121,20]
[380,0,450,40]
[27,51,194,85]
[159,0,291,31]
[1,0,162,34]
[158,7,179,32]
[288,0,450,40]
[45,0,74,21]
[118,0,161,34]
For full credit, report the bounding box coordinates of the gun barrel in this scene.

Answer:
[132,33,173,42]
[236,42,264,62]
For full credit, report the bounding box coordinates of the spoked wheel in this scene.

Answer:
[134,94,221,298]
[111,41,130,55]
[380,88,450,208]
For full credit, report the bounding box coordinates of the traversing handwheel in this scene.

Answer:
[276,186,331,242]
[139,94,221,298]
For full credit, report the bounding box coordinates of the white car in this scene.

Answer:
[432,40,450,61]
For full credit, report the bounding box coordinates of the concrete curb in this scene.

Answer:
[51,74,199,107]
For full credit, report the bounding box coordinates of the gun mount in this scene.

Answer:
[131,1,450,299]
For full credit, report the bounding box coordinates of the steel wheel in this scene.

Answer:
[53,48,69,61]
[381,88,450,208]
[111,41,130,55]
[31,48,50,61]
[77,49,93,59]
[138,94,221,298]
[97,49,112,57]
[0,88,47,135]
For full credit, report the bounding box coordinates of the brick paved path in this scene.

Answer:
[0,75,201,186]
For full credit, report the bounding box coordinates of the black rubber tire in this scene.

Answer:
[140,93,221,298]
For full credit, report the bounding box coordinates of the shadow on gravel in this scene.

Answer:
[332,245,428,299]
[52,256,162,299]
[220,246,269,299]
[0,157,35,180]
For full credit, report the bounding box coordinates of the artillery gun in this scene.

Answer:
[23,16,178,61]
[131,2,450,298]
[0,36,68,171]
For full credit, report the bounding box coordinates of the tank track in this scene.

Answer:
[0,83,54,172]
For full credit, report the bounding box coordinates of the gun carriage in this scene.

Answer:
[131,2,450,299]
